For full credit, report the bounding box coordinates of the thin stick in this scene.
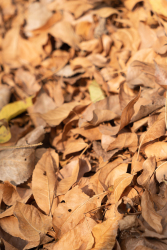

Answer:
[0,142,43,150]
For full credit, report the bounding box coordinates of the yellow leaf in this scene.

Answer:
[88,80,105,103]
[0,96,33,122]
[0,122,11,143]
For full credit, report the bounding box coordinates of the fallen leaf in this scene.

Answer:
[32,149,58,215]
[40,102,80,127]
[53,217,96,250]
[137,157,156,187]
[144,141,167,160]
[0,126,44,185]
[14,201,52,242]
[141,190,163,234]
[114,173,134,202]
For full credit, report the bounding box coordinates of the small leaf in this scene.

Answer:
[88,80,105,103]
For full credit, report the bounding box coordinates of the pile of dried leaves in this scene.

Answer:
[1,0,167,249]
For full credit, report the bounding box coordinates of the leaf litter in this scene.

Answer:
[2,0,167,249]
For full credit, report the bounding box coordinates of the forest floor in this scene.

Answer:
[1,0,167,249]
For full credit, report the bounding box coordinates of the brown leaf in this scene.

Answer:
[71,126,102,141]
[49,21,80,49]
[32,149,58,215]
[0,126,45,185]
[40,101,80,127]
[137,157,156,187]
[63,138,88,158]
[154,59,167,90]
[91,204,123,250]
[156,162,167,183]
[2,181,32,206]
[53,217,96,250]
[0,216,26,240]
[141,190,163,234]
[114,173,134,202]
[93,141,119,162]
[53,186,102,238]
[107,132,138,152]
[131,152,145,175]
[56,160,79,196]
[144,141,167,160]
[13,201,52,242]
[118,89,141,132]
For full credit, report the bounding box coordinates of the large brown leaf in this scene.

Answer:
[14,201,52,242]
[32,149,58,215]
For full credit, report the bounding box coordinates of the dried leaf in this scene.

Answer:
[137,157,156,187]
[0,126,44,185]
[14,201,52,242]
[141,190,163,234]
[114,174,134,202]
[32,149,58,215]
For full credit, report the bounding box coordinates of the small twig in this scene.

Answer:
[0,142,43,150]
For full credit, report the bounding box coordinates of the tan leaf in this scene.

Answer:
[144,141,167,160]
[141,190,163,233]
[156,161,167,183]
[119,89,141,132]
[114,173,134,202]
[13,201,52,242]
[137,157,156,187]
[71,126,102,141]
[91,204,123,250]
[0,126,44,185]
[40,101,79,127]
[53,186,102,238]
[107,132,138,152]
[63,138,88,158]
[49,21,80,49]
[53,217,96,250]
[32,149,58,215]
[131,152,145,175]
[140,112,165,148]
[3,181,32,206]
[56,160,79,196]
[0,216,26,240]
